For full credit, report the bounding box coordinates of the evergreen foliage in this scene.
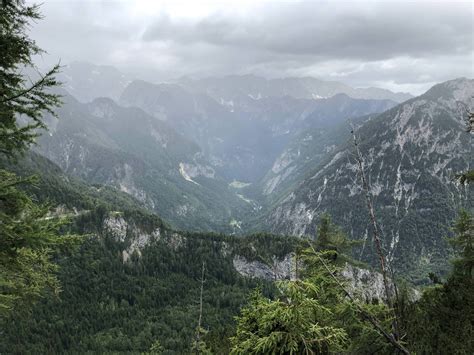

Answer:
[230,282,348,354]
[0,155,287,353]
[0,170,77,314]
[314,213,361,265]
[191,326,213,355]
[149,340,165,354]
[456,110,473,184]
[0,0,61,156]
[0,224,279,353]
[0,0,77,317]
[231,218,397,354]
[404,210,474,354]
[449,210,474,278]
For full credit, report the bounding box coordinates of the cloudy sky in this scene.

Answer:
[30,0,473,95]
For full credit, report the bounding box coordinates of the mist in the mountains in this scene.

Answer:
[29,0,473,95]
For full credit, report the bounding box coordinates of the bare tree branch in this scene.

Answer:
[194,261,205,354]
[349,122,401,339]
[307,242,410,355]
[0,65,58,104]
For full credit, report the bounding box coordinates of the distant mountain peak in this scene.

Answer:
[177,74,413,103]
[89,97,119,119]
[59,62,131,103]
[423,77,474,102]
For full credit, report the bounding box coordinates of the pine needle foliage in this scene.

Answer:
[231,216,396,354]
[0,0,77,317]
[1,0,61,157]
[230,282,348,355]
[0,170,78,314]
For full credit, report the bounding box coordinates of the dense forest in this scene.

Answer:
[1,1,473,354]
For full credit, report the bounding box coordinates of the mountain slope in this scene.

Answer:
[257,78,474,281]
[120,80,396,182]
[255,112,378,200]
[35,91,251,233]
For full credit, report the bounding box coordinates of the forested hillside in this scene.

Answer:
[0,152,295,353]
[0,150,383,355]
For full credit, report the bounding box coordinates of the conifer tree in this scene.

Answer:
[0,170,73,314]
[230,282,348,355]
[449,209,473,279]
[404,210,474,353]
[1,0,61,156]
[0,0,75,316]
[315,213,357,262]
[148,340,164,354]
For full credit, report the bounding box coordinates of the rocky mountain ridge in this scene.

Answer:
[103,209,407,303]
[258,78,473,280]
[58,61,412,103]
[180,74,413,103]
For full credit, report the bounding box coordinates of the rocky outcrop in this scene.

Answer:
[103,213,128,242]
[232,254,296,281]
[102,213,163,262]
[122,228,162,262]
[233,253,419,302]
[342,263,391,302]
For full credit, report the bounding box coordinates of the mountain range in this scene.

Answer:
[30,61,473,278]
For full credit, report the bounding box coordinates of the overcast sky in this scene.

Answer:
[30,0,473,95]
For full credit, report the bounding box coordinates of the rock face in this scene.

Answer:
[261,78,474,275]
[103,213,162,262]
[101,212,189,263]
[342,263,394,302]
[103,214,129,242]
[232,254,296,281]
[101,210,416,302]
[342,263,420,302]
[231,253,417,302]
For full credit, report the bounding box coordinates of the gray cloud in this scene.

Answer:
[143,2,472,60]
[29,0,473,95]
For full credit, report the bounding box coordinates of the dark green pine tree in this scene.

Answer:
[314,213,358,263]
[0,170,74,314]
[404,210,474,353]
[1,0,61,156]
[0,0,76,316]
[449,210,473,280]
[230,281,348,355]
